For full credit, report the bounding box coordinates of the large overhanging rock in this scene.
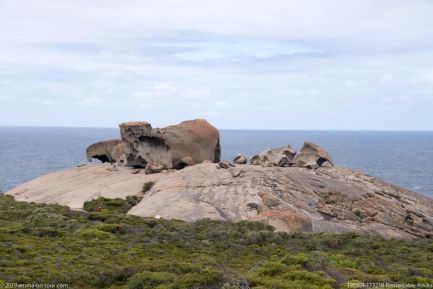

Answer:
[294,141,334,168]
[86,119,221,171]
[86,139,122,163]
[250,145,296,167]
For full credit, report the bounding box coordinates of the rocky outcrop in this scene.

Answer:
[7,163,433,240]
[86,119,221,171]
[86,139,122,163]
[7,121,433,240]
[294,141,334,168]
[250,145,296,167]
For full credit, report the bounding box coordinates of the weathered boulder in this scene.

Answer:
[250,145,296,167]
[86,119,221,171]
[86,139,122,163]
[233,155,248,164]
[163,119,221,168]
[119,121,172,168]
[294,141,334,168]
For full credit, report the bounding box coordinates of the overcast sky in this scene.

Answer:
[1,1,433,130]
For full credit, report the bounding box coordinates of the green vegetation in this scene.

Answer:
[83,196,142,214]
[142,182,154,193]
[0,195,432,289]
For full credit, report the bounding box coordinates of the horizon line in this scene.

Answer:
[1,125,433,133]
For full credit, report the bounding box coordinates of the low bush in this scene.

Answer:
[0,195,432,289]
[83,195,142,213]
[127,271,176,289]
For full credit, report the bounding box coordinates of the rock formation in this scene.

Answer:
[6,119,433,240]
[86,139,122,163]
[7,162,433,240]
[250,145,296,167]
[249,142,334,169]
[86,119,221,171]
[294,141,334,168]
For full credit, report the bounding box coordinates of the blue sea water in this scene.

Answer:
[0,127,432,197]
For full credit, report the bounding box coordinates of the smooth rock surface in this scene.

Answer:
[7,163,433,239]
[6,164,161,209]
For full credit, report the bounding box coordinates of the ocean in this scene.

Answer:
[0,127,432,197]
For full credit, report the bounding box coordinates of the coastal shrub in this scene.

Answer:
[127,271,176,289]
[83,195,142,213]
[282,253,309,266]
[76,227,113,240]
[177,268,222,288]
[221,283,241,289]
[1,195,433,289]
[328,253,359,269]
[249,256,335,289]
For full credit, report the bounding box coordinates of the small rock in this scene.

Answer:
[217,161,231,169]
[107,163,119,171]
[144,163,165,174]
[233,155,248,164]
[130,169,142,174]
[250,155,262,166]
[277,157,295,167]
[230,169,242,178]
[247,202,259,209]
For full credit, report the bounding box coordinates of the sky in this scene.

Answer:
[1,1,433,130]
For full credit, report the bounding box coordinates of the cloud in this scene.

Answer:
[0,0,433,129]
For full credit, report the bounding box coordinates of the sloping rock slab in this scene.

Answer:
[6,164,162,209]
[6,163,433,240]
[128,163,433,239]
